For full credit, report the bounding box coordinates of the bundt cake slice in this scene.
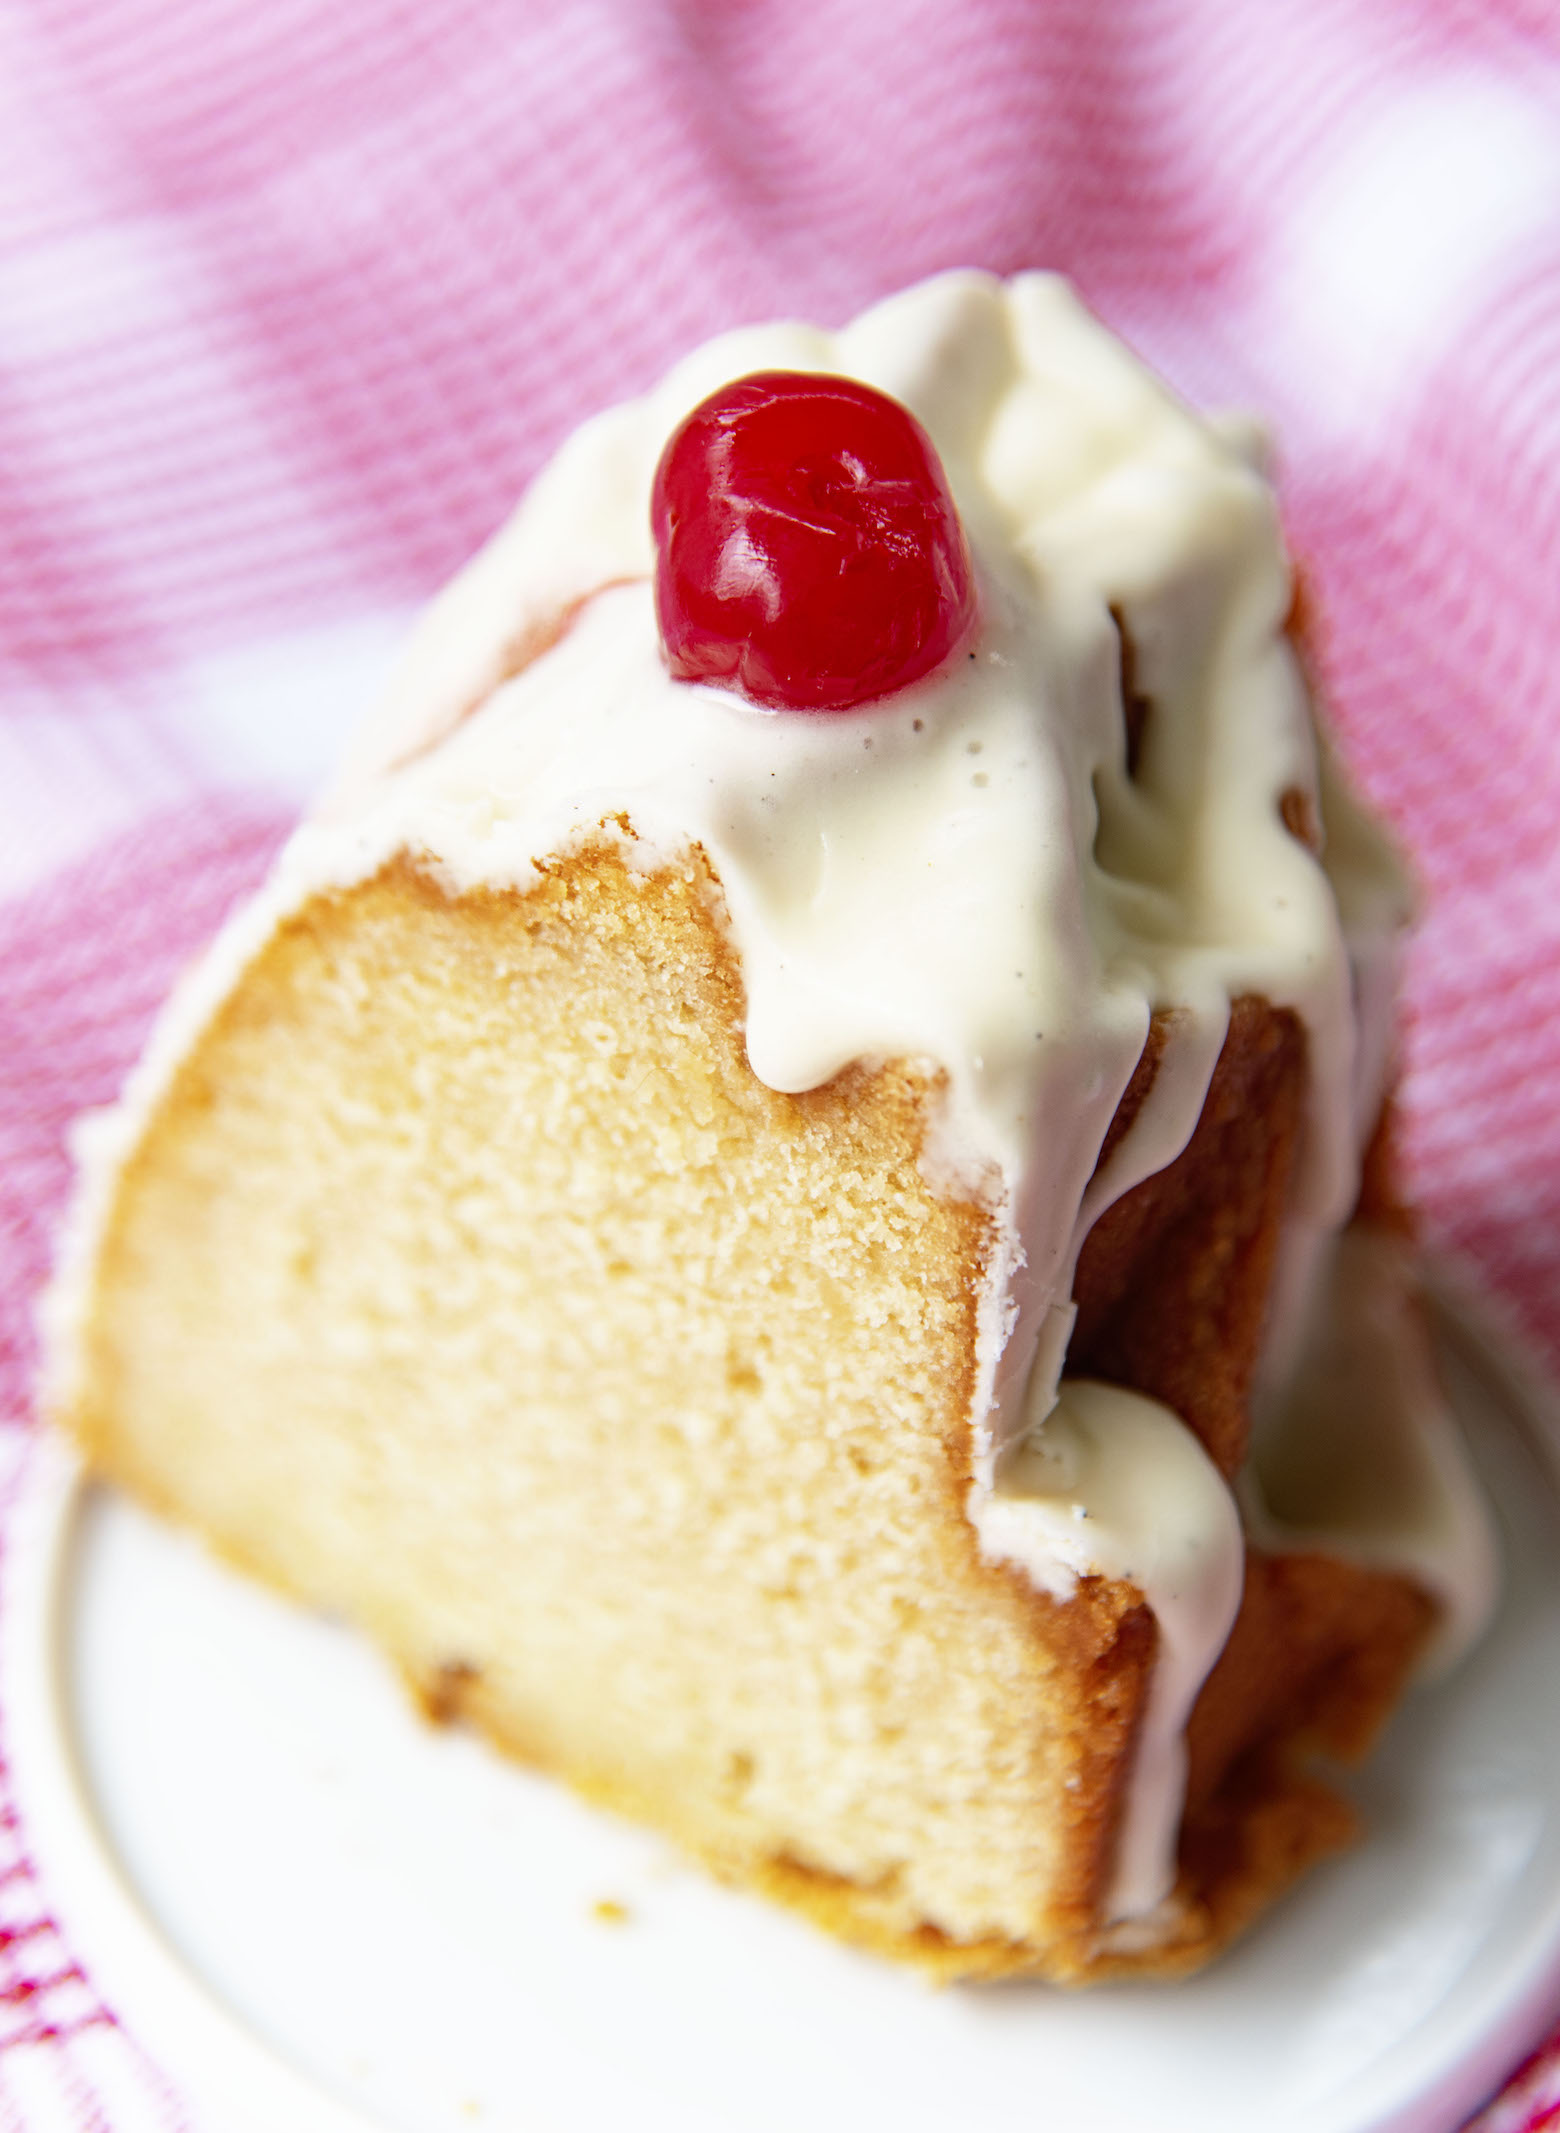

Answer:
[46,271,1496,1981]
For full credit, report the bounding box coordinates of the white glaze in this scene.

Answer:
[1249,1226,1500,1673]
[982,1381,1244,1921]
[45,270,1499,1939]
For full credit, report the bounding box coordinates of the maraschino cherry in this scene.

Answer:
[651,371,976,713]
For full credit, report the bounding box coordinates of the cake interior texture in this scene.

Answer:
[71,844,1435,1982]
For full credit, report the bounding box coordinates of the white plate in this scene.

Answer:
[7,1284,1560,2133]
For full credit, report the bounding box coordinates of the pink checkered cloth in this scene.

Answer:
[4,0,1560,2123]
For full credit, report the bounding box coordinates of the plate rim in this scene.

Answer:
[2,1431,385,2133]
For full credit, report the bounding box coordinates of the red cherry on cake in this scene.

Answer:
[651,371,977,713]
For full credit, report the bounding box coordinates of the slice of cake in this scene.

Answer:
[44,271,1497,1982]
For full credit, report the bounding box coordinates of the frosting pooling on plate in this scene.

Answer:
[48,270,1498,1935]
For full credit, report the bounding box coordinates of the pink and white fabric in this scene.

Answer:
[4,0,1560,2124]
